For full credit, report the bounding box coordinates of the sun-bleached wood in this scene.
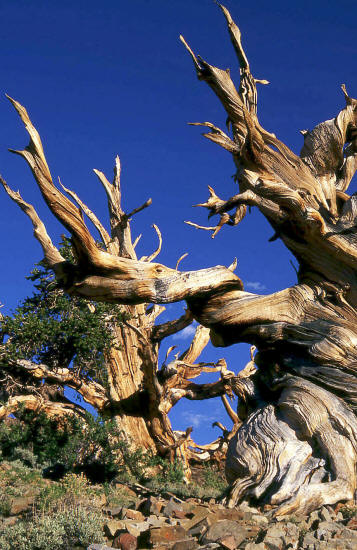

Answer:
[2,3,357,514]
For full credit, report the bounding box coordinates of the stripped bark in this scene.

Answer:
[2,3,357,513]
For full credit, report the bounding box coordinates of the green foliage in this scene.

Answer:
[339,505,357,519]
[1,237,126,387]
[0,506,105,550]
[113,442,185,484]
[36,473,92,511]
[202,464,227,492]
[0,496,11,517]
[0,459,43,491]
[0,410,125,482]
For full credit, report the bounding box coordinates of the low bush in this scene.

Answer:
[0,506,105,550]
[0,411,125,482]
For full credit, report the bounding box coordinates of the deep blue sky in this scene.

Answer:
[0,0,356,443]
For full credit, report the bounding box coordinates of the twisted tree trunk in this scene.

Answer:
[2,3,357,515]
[0,140,235,478]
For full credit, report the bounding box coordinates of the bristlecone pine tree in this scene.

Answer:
[0,234,240,478]
[1,3,357,515]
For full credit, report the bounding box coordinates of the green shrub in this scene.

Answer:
[0,496,11,517]
[339,505,357,519]
[0,506,105,550]
[202,464,227,492]
[0,411,125,482]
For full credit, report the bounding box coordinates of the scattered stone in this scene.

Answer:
[163,498,185,518]
[263,524,285,550]
[123,522,141,537]
[238,502,260,514]
[112,532,138,550]
[306,510,320,530]
[87,545,113,550]
[146,514,166,527]
[212,508,247,522]
[218,534,237,550]
[184,510,211,532]
[9,496,35,515]
[319,507,332,523]
[138,496,164,516]
[347,517,357,530]
[201,520,250,547]
[251,514,269,526]
[171,538,199,550]
[315,520,341,541]
[104,519,126,538]
[301,531,317,549]
[149,525,187,545]
[335,526,357,542]
[188,516,212,538]
[244,543,267,550]
[121,508,145,521]
[103,505,122,518]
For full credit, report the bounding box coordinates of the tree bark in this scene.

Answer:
[3,3,357,514]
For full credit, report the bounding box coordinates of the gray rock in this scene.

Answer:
[319,507,332,523]
[171,538,198,550]
[263,526,286,550]
[338,526,357,541]
[251,514,269,526]
[102,505,122,518]
[138,495,162,516]
[163,498,185,518]
[146,514,165,527]
[315,520,341,541]
[263,537,283,550]
[188,516,212,538]
[265,525,285,539]
[306,510,320,529]
[104,519,125,537]
[301,532,317,550]
[87,545,113,550]
[201,520,249,547]
[238,501,260,514]
[9,496,35,515]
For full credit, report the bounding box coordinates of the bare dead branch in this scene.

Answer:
[152,309,193,341]
[0,175,66,272]
[59,177,112,251]
[145,304,166,324]
[176,253,188,270]
[221,394,239,424]
[179,324,210,364]
[184,220,216,231]
[141,224,162,262]
[126,198,152,219]
[189,122,239,153]
[132,234,142,249]
[0,394,85,421]
[10,359,109,411]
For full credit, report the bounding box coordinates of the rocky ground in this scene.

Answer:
[1,461,357,550]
